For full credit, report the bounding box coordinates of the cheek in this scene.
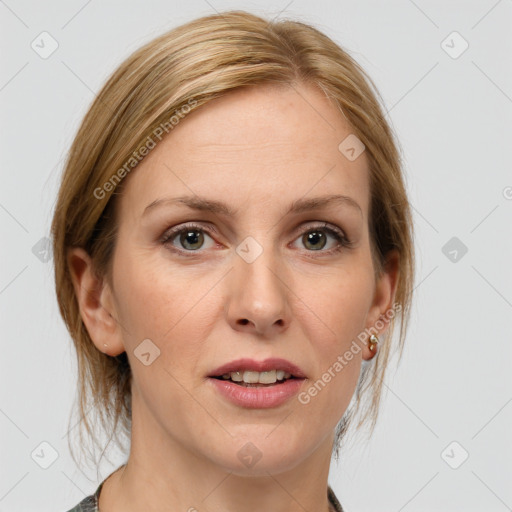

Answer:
[112,251,221,372]
[114,251,197,331]
[299,265,375,351]
[290,268,374,420]
[111,254,216,406]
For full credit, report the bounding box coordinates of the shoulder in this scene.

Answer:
[64,482,102,512]
[65,463,124,511]
[328,484,345,512]
[65,495,97,512]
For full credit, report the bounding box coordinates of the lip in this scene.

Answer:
[208,377,305,409]
[208,357,307,378]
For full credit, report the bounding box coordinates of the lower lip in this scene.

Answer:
[208,378,305,409]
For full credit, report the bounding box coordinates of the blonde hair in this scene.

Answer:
[51,10,415,468]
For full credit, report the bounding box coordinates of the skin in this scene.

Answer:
[69,82,399,512]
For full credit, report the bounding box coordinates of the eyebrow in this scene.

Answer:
[142,193,363,217]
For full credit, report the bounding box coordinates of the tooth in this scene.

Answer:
[243,371,260,383]
[258,370,277,384]
[224,370,291,384]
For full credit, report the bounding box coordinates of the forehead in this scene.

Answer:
[118,82,370,221]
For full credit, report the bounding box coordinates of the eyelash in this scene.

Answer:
[161,222,353,257]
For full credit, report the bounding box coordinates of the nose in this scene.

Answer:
[225,243,290,337]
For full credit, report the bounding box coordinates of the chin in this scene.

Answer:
[207,433,311,476]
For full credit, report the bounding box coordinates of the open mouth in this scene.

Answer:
[210,375,299,387]
[208,365,306,408]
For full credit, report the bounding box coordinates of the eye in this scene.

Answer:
[161,223,216,253]
[161,221,352,256]
[292,223,351,254]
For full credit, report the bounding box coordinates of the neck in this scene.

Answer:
[99,389,335,512]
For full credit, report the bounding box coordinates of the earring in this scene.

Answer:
[368,334,379,351]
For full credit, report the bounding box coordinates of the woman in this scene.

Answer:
[53,10,414,512]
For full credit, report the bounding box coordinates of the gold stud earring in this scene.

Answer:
[368,334,379,351]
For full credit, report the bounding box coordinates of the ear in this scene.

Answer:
[67,247,125,356]
[362,249,400,361]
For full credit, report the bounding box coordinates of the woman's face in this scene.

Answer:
[80,82,397,475]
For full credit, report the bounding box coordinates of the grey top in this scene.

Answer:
[66,470,344,511]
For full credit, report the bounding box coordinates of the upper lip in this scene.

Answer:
[208,357,307,378]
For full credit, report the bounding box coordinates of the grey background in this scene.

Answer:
[1,1,511,511]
